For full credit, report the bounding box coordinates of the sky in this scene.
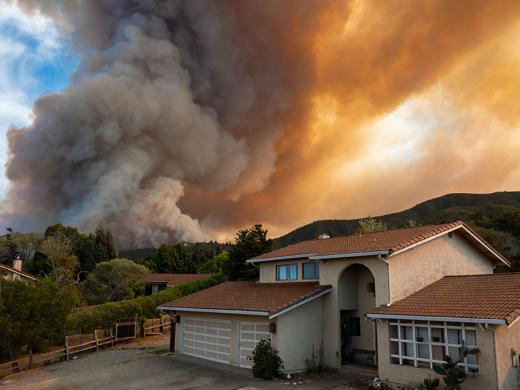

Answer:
[1,1,520,247]
[0,1,77,198]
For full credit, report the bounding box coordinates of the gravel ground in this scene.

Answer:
[0,335,367,390]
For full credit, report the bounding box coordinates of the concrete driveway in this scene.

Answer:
[0,338,368,390]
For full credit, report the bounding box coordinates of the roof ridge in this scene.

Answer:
[443,273,520,278]
[284,221,462,246]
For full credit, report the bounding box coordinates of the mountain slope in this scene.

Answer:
[273,191,520,267]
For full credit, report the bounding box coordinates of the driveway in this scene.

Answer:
[0,337,368,390]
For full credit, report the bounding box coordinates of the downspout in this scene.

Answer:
[378,254,392,307]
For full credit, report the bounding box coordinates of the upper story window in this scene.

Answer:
[276,264,297,281]
[302,262,320,280]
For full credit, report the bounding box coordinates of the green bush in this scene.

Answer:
[66,275,222,333]
[418,376,440,390]
[433,346,479,390]
[252,339,284,379]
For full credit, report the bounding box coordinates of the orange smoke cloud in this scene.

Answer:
[4,1,520,245]
[181,0,520,240]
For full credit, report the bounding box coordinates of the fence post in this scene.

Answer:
[66,344,70,361]
[95,331,99,352]
[28,348,33,369]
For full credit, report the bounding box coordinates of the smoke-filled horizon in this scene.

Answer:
[2,0,520,248]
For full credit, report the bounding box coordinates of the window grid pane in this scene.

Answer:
[389,320,478,374]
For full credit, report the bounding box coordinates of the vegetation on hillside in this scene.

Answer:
[274,192,520,268]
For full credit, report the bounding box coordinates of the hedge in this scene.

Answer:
[66,275,222,333]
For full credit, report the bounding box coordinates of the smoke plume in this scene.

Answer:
[3,1,520,245]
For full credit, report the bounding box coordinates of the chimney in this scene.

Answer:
[318,233,330,240]
[13,255,22,272]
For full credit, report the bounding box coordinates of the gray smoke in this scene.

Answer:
[2,0,327,248]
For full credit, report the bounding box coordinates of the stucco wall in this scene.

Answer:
[495,320,520,389]
[276,297,323,372]
[375,320,498,389]
[389,232,493,302]
[319,256,390,368]
[174,312,272,367]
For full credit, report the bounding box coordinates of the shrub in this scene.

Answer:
[66,275,222,333]
[252,339,284,379]
[433,346,479,390]
[418,376,440,390]
[304,344,327,374]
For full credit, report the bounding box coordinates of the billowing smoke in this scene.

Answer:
[1,0,341,247]
[4,1,520,246]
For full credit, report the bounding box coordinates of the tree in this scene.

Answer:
[197,250,230,274]
[226,224,272,280]
[81,258,148,304]
[38,234,79,283]
[144,243,197,274]
[358,217,387,234]
[0,278,81,359]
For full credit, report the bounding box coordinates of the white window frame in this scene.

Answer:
[389,320,478,374]
[276,264,298,281]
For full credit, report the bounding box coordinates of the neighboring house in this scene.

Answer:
[159,221,520,389]
[0,258,37,284]
[144,273,211,294]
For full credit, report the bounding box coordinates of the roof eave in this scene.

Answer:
[366,313,506,325]
[157,306,270,317]
[246,253,317,264]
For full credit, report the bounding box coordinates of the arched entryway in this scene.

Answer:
[338,263,377,366]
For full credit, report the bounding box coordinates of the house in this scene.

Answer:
[144,273,211,294]
[159,221,520,389]
[0,257,37,283]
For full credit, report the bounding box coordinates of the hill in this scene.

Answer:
[273,191,520,268]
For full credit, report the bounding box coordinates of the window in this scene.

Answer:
[389,320,478,374]
[302,262,319,280]
[276,264,297,281]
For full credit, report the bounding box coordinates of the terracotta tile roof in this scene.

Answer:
[143,273,211,285]
[368,273,520,324]
[0,263,37,281]
[159,281,332,316]
[251,221,509,266]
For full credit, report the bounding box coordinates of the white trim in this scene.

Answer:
[507,315,520,328]
[246,253,316,264]
[367,313,505,325]
[158,307,269,316]
[309,250,389,260]
[268,288,332,319]
[389,224,509,266]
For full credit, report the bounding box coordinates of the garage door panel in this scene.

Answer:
[182,317,231,364]
[239,322,271,368]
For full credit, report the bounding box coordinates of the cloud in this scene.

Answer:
[3,0,520,245]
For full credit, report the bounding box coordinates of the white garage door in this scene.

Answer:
[182,317,231,364]
[238,322,271,368]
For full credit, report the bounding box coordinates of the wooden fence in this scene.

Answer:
[0,316,172,379]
